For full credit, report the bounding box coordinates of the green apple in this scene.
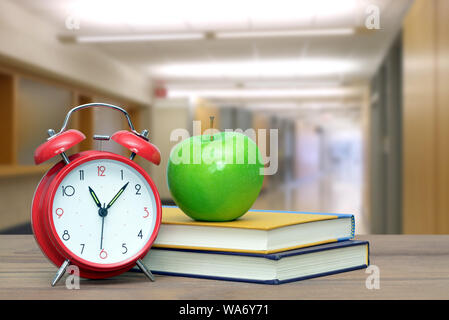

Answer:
[167,131,264,221]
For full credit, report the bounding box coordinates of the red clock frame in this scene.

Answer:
[31,150,162,279]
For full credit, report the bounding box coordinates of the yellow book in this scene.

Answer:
[153,206,355,254]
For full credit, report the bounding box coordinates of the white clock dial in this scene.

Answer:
[52,159,157,265]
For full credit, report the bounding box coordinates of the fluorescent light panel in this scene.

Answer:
[168,87,361,99]
[73,27,354,43]
[76,33,204,43]
[166,80,341,91]
[150,59,356,78]
[245,102,357,110]
[216,28,355,39]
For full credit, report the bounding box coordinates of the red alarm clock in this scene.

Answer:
[31,103,162,286]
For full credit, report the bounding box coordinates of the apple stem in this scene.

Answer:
[209,116,215,141]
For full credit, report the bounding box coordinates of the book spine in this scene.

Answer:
[277,264,368,284]
[149,270,280,285]
[133,264,369,285]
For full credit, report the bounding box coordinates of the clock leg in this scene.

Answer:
[51,259,70,287]
[136,259,155,282]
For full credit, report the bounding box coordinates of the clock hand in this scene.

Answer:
[88,186,102,209]
[90,188,107,250]
[100,218,105,250]
[106,182,129,209]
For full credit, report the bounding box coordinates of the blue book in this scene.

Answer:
[141,240,369,284]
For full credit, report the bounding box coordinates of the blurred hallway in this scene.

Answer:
[254,170,366,233]
[254,109,367,233]
[2,0,449,235]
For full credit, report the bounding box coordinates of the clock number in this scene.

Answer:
[97,166,106,177]
[137,229,143,239]
[143,207,150,218]
[79,170,84,181]
[99,249,108,259]
[80,243,85,254]
[62,230,70,241]
[121,243,128,254]
[135,184,142,195]
[120,170,124,180]
[55,208,64,219]
[62,185,75,197]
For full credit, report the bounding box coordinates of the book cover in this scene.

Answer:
[160,206,355,230]
[142,240,369,285]
[153,206,355,253]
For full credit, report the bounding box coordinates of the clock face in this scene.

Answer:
[51,158,157,265]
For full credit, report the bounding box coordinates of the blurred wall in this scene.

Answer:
[402,0,449,233]
[0,0,152,105]
[150,98,192,200]
[295,121,320,180]
[16,78,73,165]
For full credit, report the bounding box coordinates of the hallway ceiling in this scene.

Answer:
[14,0,412,100]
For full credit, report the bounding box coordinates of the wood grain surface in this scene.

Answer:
[0,235,448,300]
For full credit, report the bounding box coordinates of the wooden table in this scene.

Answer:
[0,235,448,300]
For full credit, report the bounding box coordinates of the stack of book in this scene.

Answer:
[140,206,369,284]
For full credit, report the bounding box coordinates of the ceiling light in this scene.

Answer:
[165,80,342,91]
[150,59,356,79]
[244,102,358,110]
[75,33,205,43]
[70,27,355,44]
[167,87,362,99]
[215,28,355,39]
